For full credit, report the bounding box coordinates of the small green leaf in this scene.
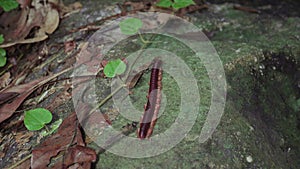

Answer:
[24,108,53,131]
[156,0,173,8]
[103,59,127,78]
[0,0,19,12]
[172,0,195,10]
[0,34,4,44]
[41,118,62,137]
[119,18,143,35]
[0,48,6,67]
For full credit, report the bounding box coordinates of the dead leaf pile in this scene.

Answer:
[31,112,96,169]
[0,0,82,48]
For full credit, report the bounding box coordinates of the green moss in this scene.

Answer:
[93,3,300,168]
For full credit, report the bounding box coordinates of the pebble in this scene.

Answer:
[246,155,253,163]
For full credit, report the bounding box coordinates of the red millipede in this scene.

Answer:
[138,58,163,139]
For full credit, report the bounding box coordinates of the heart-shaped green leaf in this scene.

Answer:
[0,48,6,67]
[0,0,19,12]
[24,108,53,131]
[156,0,173,8]
[119,18,143,35]
[104,59,127,78]
[0,34,4,44]
[172,0,195,10]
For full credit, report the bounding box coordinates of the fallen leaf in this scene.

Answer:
[51,145,96,169]
[0,67,71,123]
[0,0,81,48]
[75,101,111,130]
[31,112,96,169]
[0,92,19,105]
[75,42,103,73]
[15,158,30,169]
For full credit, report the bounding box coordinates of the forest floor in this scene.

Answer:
[0,0,299,168]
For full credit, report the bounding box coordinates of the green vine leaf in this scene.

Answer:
[0,0,19,12]
[24,108,53,131]
[172,0,195,10]
[156,0,173,8]
[103,59,127,78]
[0,34,4,44]
[119,18,143,35]
[0,48,6,67]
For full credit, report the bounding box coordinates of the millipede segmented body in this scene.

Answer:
[138,58,163,139]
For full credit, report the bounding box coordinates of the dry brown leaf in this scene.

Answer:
[14,158,30,169]
[0,0,81,48]
[0,67,71,123]
[31,113,96,169]
[51,145,96,169]
[0,72,11,89]
[0,92,19,105]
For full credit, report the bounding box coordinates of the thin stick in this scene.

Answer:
[33,50,64,71]
[123,34,156,81]
[0,53,24,76]
[7,154,32,169]
[87,84,126,118]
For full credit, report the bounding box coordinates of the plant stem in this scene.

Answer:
[87,34,157,117]
[44,124,50,132]
[87,84,126,118]
[0,53,24,76]
[123,33,156,81]
[7,154,32,169]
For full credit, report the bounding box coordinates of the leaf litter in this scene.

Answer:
[31,112,96,169]
[0,67,72,123]
[0,0,209,168]
[0,0,82,48]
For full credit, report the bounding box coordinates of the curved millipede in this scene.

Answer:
[138,58,163,139]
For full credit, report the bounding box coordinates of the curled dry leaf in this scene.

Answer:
[0,0,81,48]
